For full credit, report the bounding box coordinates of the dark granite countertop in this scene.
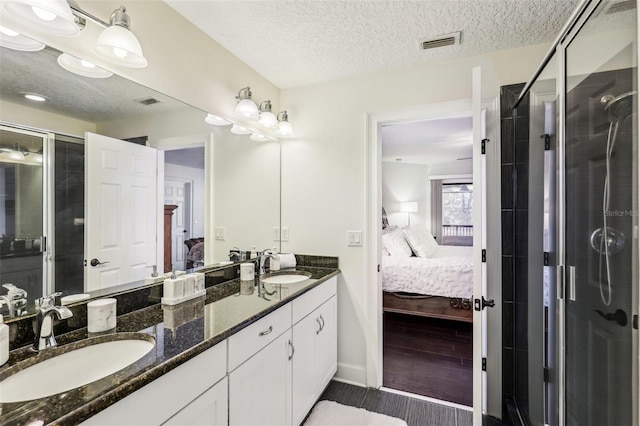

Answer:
[0,265,339,426]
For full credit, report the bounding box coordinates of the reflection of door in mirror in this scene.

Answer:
[85,132,159,292]
[164,147,205,271]
[0,126,46,310]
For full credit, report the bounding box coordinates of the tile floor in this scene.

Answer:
[313,380,473,426]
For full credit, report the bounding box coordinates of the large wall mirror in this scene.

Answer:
[0,44,281,319]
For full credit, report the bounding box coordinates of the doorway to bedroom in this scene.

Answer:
[380,114,474,406]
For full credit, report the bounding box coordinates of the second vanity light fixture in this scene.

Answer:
[206,86,295,141]
[1,0,147,68]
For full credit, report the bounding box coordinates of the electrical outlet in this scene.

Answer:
[281,227,289,242]
[215,227,226,241]
[347,230,362,247]
[273,227,281,241]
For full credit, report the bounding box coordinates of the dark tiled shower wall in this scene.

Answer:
[500,83,530,423]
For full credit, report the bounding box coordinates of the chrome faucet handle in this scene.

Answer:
[37,292,63,309]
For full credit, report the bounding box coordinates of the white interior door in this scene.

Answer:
[472,66,489,423]
[165,179,190,270]
[85,133,158,291]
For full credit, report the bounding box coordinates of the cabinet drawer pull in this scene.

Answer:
[259,326,273,336]
[319,315,325,331]
[316,318,322,335]
[288,339,295,360]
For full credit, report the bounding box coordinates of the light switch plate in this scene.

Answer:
[273,227,281,241]
[281,227,289,242]
[215,227,226,241]
[347,230,362,247]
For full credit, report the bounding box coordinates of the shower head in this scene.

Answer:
[602,91,637,122]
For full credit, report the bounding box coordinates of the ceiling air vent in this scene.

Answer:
[605,0,636,14]
[135,97,162,106]
[419,32,461,51]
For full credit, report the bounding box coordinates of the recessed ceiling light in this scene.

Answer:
[22,92,47,102]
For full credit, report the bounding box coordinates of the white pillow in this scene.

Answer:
[403,227,438,258]
[381,228,412,257]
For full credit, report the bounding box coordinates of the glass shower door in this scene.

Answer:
[564,1,637,424]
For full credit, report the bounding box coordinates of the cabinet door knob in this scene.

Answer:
[258,325,273,336]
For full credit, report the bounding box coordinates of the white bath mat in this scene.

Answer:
[304,400,408,426]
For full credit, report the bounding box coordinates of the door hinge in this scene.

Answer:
[557,265,564,300]
[474,296,495,311]
[40,236,46,252]
[544,367,550,383]
[377,264,380,273]
[482,357,487,371]
[481,249,486,262]
[633,314,638,330]
[542,134,551,150]
[481,138,490,155]
[543,252,550,266]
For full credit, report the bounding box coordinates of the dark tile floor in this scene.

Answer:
[383,312,473,406]
[314,380,473,426]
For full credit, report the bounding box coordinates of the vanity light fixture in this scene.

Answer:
[258,101,278,129]
[234,87,260,120]
[230,124,251,135]
[0,25,45,51]
[204,114,231,126]
[21,92,47,102]
[57,53,113,78]
[277,111,294,137]
[2,0,80,36]
[250,133,269,142]
[92,6,147,68]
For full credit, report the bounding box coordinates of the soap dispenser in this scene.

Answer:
[0,315,8,366]
[270,247,280,271]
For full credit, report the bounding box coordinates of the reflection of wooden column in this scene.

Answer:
[164,205,178,273]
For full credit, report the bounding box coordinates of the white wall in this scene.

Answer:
[280,43,549,385]
[164,163,205,238]
[381,162,429,229]
[0,100,96,136]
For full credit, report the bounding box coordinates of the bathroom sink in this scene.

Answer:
[0,334,155,403]
[262,272,312,284]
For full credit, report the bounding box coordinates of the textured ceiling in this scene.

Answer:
[381,116,472,166]
[0,46,187,123]
[165,0,581,89]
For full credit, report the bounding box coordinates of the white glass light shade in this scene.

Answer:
[230,125,251,135]
[259,111,278,129]
[8,150,24,160]
[57,53,113,78]
[204,114,231,126]
[250,133,269,142]
[2,0,80,36]
[93,25,147,68]
[277,120,294,137]
[401,202,418,213]
[23,92,46,102]
[235,99,260,120]
[0,26,44,51]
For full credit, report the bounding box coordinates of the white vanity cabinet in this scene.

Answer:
[81,340,227,426]
[229,329,293,426]
[292,295,337,426]
[164,376,228,426]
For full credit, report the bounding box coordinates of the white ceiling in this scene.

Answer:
[381,116,472,165]
[165,0,581,89]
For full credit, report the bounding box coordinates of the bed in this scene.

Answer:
[381,224,473,322]
[184,238,205,269]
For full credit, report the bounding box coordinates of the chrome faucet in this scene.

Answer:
[0,284,28,317]
[257,249,277,299]
[33,292,73,351]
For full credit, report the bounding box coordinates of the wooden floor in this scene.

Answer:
[383,312,473,406]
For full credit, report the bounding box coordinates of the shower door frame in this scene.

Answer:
[513,0,640,424]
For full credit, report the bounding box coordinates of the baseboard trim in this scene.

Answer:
[335,363,367,386]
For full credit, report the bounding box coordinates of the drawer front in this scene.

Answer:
[228,303,292,371]
[292,277,337,325]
